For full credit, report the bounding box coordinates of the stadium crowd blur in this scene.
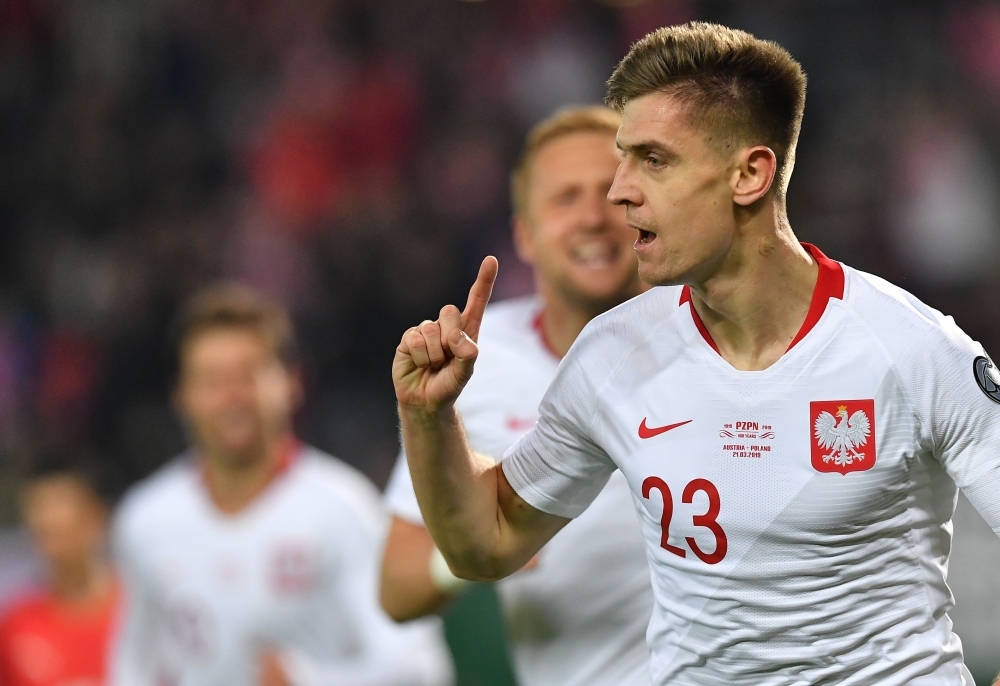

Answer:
[0,0,999,681]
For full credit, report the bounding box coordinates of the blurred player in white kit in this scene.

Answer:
[110,285,453,686]
[380,106,654,685]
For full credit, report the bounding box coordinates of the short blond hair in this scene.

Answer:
[606,22,806,202]
[175,283,298,371]
[510,105,622,217]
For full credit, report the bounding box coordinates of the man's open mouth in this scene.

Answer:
[637,229,657,245]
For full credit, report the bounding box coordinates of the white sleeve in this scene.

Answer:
[107,512,160,686]
[921,331,1000,536]
[501,339,617,519]
[383,451,425,525]
[857,277,1000,536]
[285,498,452,686]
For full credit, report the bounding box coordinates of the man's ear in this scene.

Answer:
[731,146,778,207]
[512,215,537,265]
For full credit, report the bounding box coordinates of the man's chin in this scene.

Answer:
[562,280,641,313]
[209,439,266,467]
[637,263,683,288]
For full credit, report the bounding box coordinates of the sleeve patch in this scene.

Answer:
[973,355,1000,404]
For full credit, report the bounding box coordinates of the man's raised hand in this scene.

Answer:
[393,257,498,413]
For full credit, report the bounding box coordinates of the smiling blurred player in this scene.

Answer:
[392,22,1000,686]
[110,285,452,686]
[380,106,652,686]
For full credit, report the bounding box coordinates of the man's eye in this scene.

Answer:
[647,155,663,168]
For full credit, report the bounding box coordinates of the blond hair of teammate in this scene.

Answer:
[510,106,622,217]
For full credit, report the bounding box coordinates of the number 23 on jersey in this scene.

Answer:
[642,477,728,564]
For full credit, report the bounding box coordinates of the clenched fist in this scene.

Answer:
[393,257,498,413]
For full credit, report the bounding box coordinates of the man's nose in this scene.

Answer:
[608,161,641,207]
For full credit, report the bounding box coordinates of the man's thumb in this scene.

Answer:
[449,330,478,361]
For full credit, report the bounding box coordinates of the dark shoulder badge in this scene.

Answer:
[973,355,1000,404]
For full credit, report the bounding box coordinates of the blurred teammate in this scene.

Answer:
[392,22,1000,686]
[380,106,652,685]
[0,455,119,686]
[110,285,452,686]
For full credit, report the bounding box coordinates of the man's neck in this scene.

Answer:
[51,556,114,609]
[201,434,294,515]
[535,292,592,359]
[536,275,647,358]
[688,218,818,372]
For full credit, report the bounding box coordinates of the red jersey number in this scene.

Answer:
[642,476,728,564]
[640,477,687,558]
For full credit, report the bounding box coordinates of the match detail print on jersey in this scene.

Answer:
[719,420,775,459]
[973,355,1000,404]
[638,418,693,439]
[810,399,876,475]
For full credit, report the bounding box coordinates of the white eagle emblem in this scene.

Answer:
[813,405,871,467]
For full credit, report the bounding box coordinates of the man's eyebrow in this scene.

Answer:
[616,139,679,161]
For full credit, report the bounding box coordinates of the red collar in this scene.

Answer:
[679,243,845,355]
[199,435,302,514]
[269,435,302,476]
[532,310,562,360]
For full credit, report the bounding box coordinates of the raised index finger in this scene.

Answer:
[460,256,498,342]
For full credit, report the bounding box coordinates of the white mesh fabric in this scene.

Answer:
[847,271,1000,536]
[502,286,684,518]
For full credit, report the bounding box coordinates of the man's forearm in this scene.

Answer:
[379,517,453,621]
[393,259,568,580]
[399,404,512,580]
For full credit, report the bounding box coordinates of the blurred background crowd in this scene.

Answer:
[0,0,998,683]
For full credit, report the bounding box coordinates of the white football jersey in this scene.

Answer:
[502,245,1000,686]
[385,297,653,686]
[110,447,454,686]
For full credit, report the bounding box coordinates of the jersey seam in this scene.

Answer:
[835,282,928,451]
[839,275,945,631]
[587,300,689,447]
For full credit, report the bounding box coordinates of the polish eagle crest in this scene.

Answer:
[813,405,871,467]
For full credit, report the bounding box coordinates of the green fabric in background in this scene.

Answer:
[972,668,995,686]
[442,584,517,686]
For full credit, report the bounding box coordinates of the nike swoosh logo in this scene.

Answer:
[505,416,538,432]
[638,418,693,439]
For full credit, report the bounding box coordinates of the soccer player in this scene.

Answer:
[0,455,119,686]
[392,22,1000,686]
[380,106,653,685]
[110,285,453,686]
